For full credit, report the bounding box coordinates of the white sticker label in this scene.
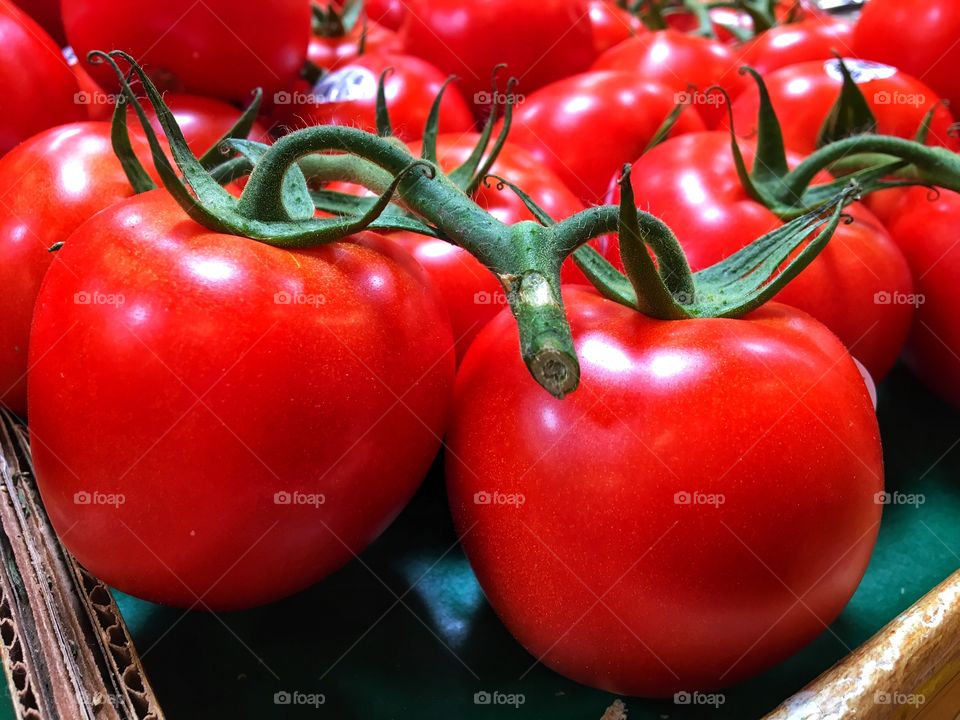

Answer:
[824,58,897,84]
[311,67,378,104]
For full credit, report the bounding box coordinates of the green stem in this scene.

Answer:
[100,50,866,401]
[785,136,960,200]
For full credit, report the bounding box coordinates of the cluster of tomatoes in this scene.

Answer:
[2,0,959,701]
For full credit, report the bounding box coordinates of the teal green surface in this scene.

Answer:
[5,366,960,719]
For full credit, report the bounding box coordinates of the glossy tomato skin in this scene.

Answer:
[505,71,705,205]
[63,0,311,103]
[447,287,882,695]
[730,59,958,156]
[0,1,83,155]
[28,190,454,609]
[885,188,960,408]
[399,0,595,119]
[390,232,503,363]
[739,19,855,75]
[588,0,644,55]
[592,31,748,128]
[307,20,399,71]
[285,53,473,142]
[613,131,914,379]
[0,123,157,417]
[854,0,960,115]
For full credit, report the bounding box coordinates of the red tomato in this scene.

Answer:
[854,0,960,116]
[739,19,855,75]
[863,186,909,226]
[130,93,274,156]
[12,0,63,44]
[28,189,454,609]
[307,19,399,71]
[588,0,645,55]
[399,0,595,119]
[885,187,960,408]
[63,0,311,103]
[282,53,474,142]
[610,131,914,379]
[447,286,882,695]
[0,0,83,155]
[592,30,749,128]
[0,123,158,417]
[389,231,503,363]
[504,71,705,205]
[730,59,959,156]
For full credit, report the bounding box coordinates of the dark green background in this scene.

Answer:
[2,365,958,719]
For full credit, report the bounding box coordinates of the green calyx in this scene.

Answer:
[102,53,265,196]
[480,166,859,322]
[569,168,859,319]
[728,63,960,220]
[626,0,787,41]
[311,0,364,37]
[99,50,859,400]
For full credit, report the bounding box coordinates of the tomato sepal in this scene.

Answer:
[196,88,264,169]
[729,65,960,219]
[312,0,364,37]
[816,56,879,148]
[108,82,156,194]
[564,167,861,319]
